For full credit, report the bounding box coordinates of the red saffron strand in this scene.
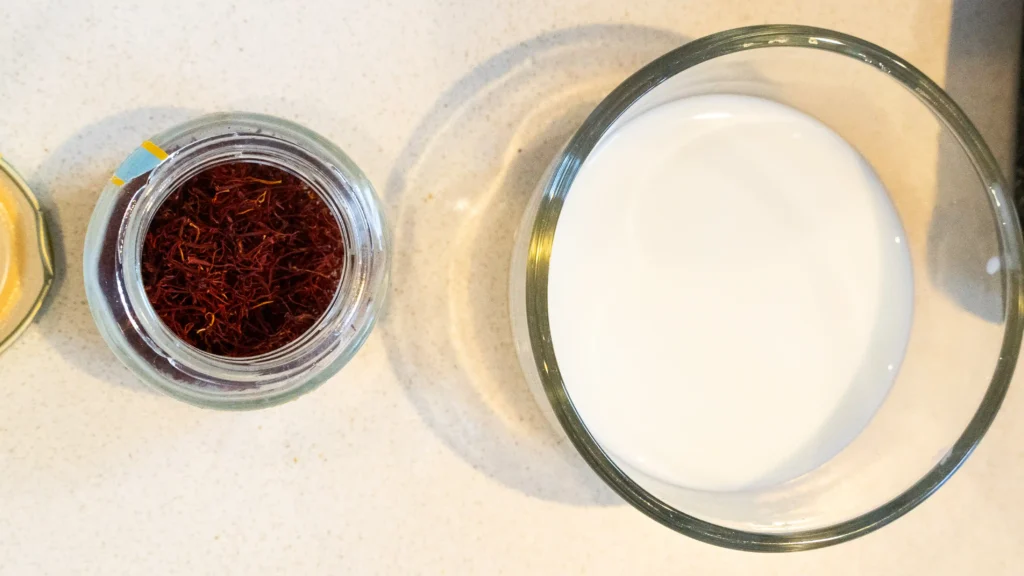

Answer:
[141,162,345,357]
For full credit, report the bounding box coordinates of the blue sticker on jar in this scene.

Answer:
[110,141,168,186]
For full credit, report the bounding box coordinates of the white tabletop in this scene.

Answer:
[1,1,1022,573]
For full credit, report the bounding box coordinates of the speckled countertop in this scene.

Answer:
[1,1,1022,574]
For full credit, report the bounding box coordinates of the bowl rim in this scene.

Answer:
[523,24,1024,551]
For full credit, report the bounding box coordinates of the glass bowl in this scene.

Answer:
[510,25,1023,550]
[84,113,390,410]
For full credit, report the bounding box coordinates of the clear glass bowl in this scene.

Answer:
[510,25,1024,550]
[0,156,54,356]
[84,113,390,410]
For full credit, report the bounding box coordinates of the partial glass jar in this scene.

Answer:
[0,156,54,355]
[511,26,1023,550]
[84,113,390,409]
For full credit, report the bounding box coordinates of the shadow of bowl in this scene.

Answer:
[380,24,687,506]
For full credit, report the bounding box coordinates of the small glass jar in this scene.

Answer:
[84,113,390,409]
[0,156,54,356]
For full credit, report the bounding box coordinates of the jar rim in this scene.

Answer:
[521,25,1024,551]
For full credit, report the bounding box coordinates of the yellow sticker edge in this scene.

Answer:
[140,140,169,161]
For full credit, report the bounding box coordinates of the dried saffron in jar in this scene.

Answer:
[85,113,389,409]
[141,162,345,357]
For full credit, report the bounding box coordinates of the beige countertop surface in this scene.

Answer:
[0,0,1022,573]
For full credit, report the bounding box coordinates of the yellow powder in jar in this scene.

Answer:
[0,157,51,354]
[0,174,23,324]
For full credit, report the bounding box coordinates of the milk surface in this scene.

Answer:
[548,94,913,492]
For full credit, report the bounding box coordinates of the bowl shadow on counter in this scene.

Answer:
[29,107,198,392]
[926,0,1021,324]
[380,25,687,506]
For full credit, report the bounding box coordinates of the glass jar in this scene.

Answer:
[0,156,54,356]
[84,113,390,409]
[510,26,1023,550]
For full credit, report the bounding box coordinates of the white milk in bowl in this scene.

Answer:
[548,94,913,492]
